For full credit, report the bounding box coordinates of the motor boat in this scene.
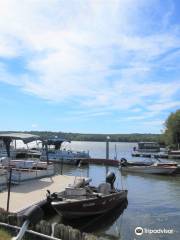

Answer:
[62,199,128,234]
[120,158,177,175]
[47,172,128,219]
[120,158,154,166]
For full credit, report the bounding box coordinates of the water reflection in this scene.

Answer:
[47,142,180,240]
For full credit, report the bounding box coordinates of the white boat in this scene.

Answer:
[135,142,160,153]
[121,164,177,175]
[132,142,168,158]
[168,150,180,159]
[120,158,177,175]
[0,139,41,159]
[10,164,55,184]
[0,133,55,183]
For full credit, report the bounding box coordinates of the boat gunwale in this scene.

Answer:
[51,189,128,206]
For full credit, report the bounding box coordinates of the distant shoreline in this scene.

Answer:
[0,131,164,144]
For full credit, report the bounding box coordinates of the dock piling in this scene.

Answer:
[6,167,12,213]
[106,136,110,160]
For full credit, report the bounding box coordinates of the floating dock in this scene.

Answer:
[79,158,119,166]
[0,174,84,213]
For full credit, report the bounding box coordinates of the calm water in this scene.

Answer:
[49,141,180,240]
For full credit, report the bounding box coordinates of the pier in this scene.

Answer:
[79,157,119,166]
[0,174,84,213]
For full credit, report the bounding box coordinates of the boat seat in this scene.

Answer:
[98,183,111,195]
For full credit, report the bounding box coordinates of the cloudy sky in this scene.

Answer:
[0,0,179,133]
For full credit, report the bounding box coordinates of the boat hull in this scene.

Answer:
[51,190,128,219]
[121,166,176,175]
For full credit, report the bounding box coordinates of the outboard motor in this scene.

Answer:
[106,171,116,189]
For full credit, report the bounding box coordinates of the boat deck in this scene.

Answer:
[0,174,84,213]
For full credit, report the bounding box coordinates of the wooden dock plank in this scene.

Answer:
[0,175,81,213]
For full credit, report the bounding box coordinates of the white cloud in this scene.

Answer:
[31,123,38,129]
[0,0,179,120]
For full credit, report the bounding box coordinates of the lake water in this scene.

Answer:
[49,141,180,240]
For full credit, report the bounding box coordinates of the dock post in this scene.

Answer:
[60,158,63,175]
[106,136,110,175]
[106,136,110,160]
[7,168,12,212]
[45,143,49,165]
[87,163,89,178]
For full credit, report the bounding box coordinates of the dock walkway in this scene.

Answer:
[0,174,81,213]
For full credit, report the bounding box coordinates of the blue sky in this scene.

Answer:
[0,0,179,134]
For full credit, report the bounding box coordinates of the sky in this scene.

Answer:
[0,0,180,134]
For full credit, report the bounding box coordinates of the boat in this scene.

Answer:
[0,140,16,158]
[62,199,128,234]
[0,158,55,184]
[135,142,160,153]
[132,142,168,158]
[47,172,128,219]
[121,165,177,174]
[120,158,154,166]
[41,137,90,164]
[120,158,177,175]
[0,133,55,183]
[15,149,42,159]
[168,150,180,159]
[174,166,180,174]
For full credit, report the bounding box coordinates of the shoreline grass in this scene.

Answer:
[0,229,12,240]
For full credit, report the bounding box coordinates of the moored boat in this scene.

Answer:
[168,150,180,159]
[0,133,55,183]
[134,142,160,153]
[120,158,177,175]
[132,142,168,158]
[121,165,176,174]
[48,172,128,219]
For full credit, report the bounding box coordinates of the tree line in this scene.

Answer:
[28,109,180,149]
[25,131,164,144]
[164,109,180,149]
[1,109,179,149]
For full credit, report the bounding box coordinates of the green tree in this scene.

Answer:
[164,109,180,148]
